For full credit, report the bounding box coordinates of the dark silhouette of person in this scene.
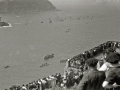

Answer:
[77,58,105,90]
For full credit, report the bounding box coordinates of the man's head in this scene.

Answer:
[106,52,120,64]
[85,58,98,68]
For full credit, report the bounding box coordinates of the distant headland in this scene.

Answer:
[0,0,56,13]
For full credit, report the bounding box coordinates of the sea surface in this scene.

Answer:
[1,1,120,89]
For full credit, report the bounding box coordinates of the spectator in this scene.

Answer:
[99,62,113,72]
[77,58,105,90]
[102,53,120,90]
[20,85,27,90]
[115,48,120,54]
[99,55,113,72]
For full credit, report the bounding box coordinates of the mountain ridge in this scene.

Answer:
[0,0,56,13]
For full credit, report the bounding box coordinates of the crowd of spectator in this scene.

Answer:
[8,73,61,90]
[65,41,120,69]
[64,41,120,90]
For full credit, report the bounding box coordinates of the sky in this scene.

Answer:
[49,0,86,9]
[49,0,120,7]
[49,0,120,11]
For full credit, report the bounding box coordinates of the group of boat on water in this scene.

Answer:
[5,41,120,90]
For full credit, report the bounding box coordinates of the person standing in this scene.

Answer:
[102,53,120,90]
[77,58,105,90]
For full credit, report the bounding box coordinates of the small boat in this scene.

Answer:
[4,66,10,69]
[40,63,49,67]
[44,54,54,60]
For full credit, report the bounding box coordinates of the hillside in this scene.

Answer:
[0,0,56,13]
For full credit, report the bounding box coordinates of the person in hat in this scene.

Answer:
[99,47,120,72]
[102,53,120,90]
[77,58,105,90]
[99,61,113,72]
[99,55,114,72]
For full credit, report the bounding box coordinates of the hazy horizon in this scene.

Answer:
[49,0,120,10]
[49,0,120,17]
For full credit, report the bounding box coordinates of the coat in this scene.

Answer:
[77,69,105,90]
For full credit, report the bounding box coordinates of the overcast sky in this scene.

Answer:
[49,0,120,10]
[49,0,91,10]
[49,0,120,7]
[49,0,85,7]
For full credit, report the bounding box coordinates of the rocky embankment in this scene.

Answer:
[0,0,56,13]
